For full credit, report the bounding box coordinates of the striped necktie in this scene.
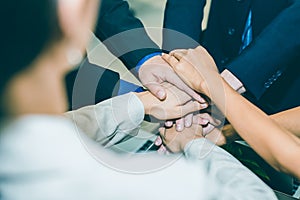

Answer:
[239,10,253,53]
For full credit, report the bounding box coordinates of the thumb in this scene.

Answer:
[144,82,167,100]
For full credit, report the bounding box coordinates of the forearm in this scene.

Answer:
[211,78,300,177]
[221,107,300,145]
[270,107,300,137]
[65,93,144,147]
[134,91,152,115]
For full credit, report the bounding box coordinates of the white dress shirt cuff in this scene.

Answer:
[221,69,246,94]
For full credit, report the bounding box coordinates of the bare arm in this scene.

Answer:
[271,107,300,138]
[163,47,300,178]
[219,80,300,177]
[221,107,300,146]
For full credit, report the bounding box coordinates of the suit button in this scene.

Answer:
[276,70,282,77]
[271,75,276,81]
[268,77,274,84]
[228,28,236,36]
[264,82,271,88]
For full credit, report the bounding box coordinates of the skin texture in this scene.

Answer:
[162,46,300,179]
[159,124,203,153]
[139,55,208,131]
[135,82,204,120]
[139,55,205,103]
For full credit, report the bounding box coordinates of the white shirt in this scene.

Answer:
[0,93,276,199]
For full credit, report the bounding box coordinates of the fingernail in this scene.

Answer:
[176,124,183,131]
[197,96,206,104]
[157,147,165,154]
[157,90,165,99]
[155,139,161,146]
[201,103,208,109]
[185,121,192,127]
[165,121,173,127]
[202,119,209,124]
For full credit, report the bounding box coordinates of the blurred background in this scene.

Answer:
[85,0,212,153]
[88,0,211,86]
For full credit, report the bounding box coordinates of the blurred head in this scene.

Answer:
[0,0,100,118]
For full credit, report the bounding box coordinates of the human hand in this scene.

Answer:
[164,113,194,132]
[159,124,203,153]
[192,113,225,146]
[139,54,208,130]
[217,124,241,145]
[136,82,207,120]
[196,117,240,146]
[138,55,206,103]
[164,103,223,132]
[162,46,222,97]
[192,113,221,136]
[154,136,170,155]
[192,113,240,146]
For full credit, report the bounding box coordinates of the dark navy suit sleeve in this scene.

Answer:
[95,0,161,70]
[226,0,300,100]
[163,0,206,51]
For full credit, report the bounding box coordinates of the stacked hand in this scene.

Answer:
[138,55,207,130]
[136,82,207,120]
[155,113,225,153]
[162,46,221,97]
[137,46,238,153]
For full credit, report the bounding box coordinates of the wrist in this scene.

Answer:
[135,53,162,77]
[199,71,223,98]
[135,91,151,115]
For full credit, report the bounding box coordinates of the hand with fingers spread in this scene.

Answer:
[164,113,194,132]
[135,82,207,121]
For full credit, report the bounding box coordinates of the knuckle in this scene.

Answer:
[174,62,185,71]
[201,113,210,118]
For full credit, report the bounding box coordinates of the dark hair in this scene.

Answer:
[0,0,62,118]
